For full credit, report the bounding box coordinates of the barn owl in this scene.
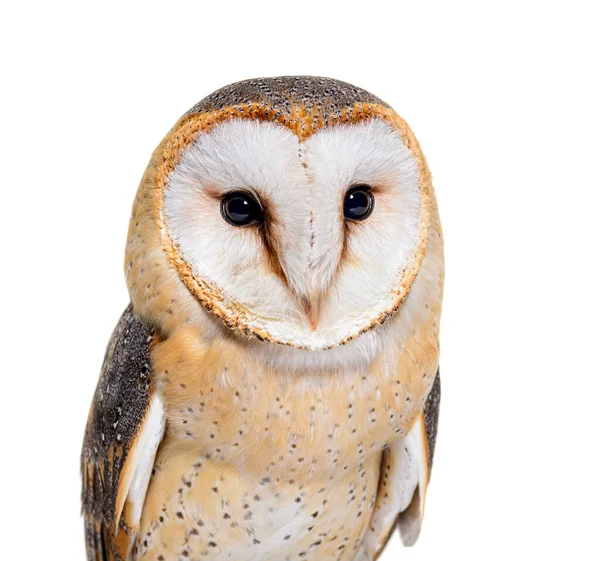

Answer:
[81,76,444,561]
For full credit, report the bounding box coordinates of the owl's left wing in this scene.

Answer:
[364,370,441,558]
[81,305,166,561]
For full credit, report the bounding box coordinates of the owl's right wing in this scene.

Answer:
[395,372,441,546]
[81,305,166,561]
[364,370,441,558]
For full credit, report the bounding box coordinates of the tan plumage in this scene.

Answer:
[82,76,444,561]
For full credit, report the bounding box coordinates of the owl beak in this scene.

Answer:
[304,295,322,332]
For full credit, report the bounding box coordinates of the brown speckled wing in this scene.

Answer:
[81,305,156,561]
[424,369,441,474]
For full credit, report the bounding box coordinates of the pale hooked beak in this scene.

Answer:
[303,294,322,332]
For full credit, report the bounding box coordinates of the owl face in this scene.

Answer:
[127,77,433,360]
[161,117,425,351]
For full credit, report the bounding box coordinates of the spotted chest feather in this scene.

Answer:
[130,321,438,560]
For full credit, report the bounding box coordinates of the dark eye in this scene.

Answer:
[344,185,374,221]
[221,191,263,226]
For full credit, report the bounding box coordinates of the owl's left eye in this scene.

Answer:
[344,185,374,221]
[221,191,263,226]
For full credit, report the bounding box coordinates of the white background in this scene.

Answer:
[1,1,598,559]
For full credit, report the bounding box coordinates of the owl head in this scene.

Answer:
[126,77,442,369]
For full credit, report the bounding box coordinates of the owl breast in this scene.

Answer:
[135,322,437,559]
[137,444,381,560]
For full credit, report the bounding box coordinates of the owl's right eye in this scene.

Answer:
[221,191,263,226]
